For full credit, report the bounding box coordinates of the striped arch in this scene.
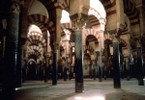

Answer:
[104,32,127,47]
[104,33,112,43]
[100,0,116,15]
[28,45,43,55]
[84,29,101,44]
[57,0,72,54]
[84,29,99,37]
[84,45,94,55]
[27,45,44,64]
[55,0,69,10]
[27,58,37,66]
[26,24,47,65]
[88,15,100,26]
[119,38,127,47]
[57,1,72,31]
[88,0,106,28]
[28,51,40,60]
[121,26,130,35]
[119,14,131,50]
[123,0,139,25]
[27,31,46,47]
[121,14,131,35]
[27,14,55,33]
[27,53,38,62]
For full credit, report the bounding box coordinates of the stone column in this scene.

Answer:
[97,50,103,82]
[136,42,144,85]
[65,40,69,55]
[44,30,51,82]
[64,29,71,56]
[105,42,110,57]
[127,49,134,80]
[125,58,130,80]
[2,1,20,99]
[0,24,5,62]
[112,36,121,88]
[70,13,87,93]
[52,42,58,85]
[119,44,124,79]
[75,29,84,93]
[104,42,110,79]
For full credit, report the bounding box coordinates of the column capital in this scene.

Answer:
[72,18,85,31]
[10,1,20,14]
[70,13,88,31]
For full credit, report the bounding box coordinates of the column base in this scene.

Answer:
[138,80,144,86]
[75,82,84,93]
[113,74,121,89]
[114,83,121,89]
[52,79,57,85]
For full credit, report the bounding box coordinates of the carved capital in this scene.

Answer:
[72,19,84,31]
[70,13,88,31]
[10,1,20,14]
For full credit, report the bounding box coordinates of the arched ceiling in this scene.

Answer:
[26,0,51,64]
[27,0,56,35]
[28,0,49,18]
[123,0,139,25]
[86,35,98,44]
[28,24,42,36]
[90,0,106,19]
[26,0,57,64]
[0,0,145,60]
[99,0,116,15]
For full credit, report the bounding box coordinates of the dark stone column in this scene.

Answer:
[98,50,103,82]
[104,42,110,57]
[16,37,22,87]
[137,44,144,85]
[2,1,20,100]
[52,44,58,85]
[129,50,134,78]
[75,30,84,93]
[0,26,5,89]
[125,58,130,80]
[0,28,4,59]
[112,38,121,88]
[16,10,23,87]
[104,42,110,79]
[119,45,125,79]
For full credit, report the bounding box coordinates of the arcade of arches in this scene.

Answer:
[0,0,145,97]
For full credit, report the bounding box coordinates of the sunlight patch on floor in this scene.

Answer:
[68,95,105,100]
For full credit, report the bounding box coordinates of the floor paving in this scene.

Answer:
[15,78,145,100]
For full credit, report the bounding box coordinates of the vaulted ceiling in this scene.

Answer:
[0,0,145,59]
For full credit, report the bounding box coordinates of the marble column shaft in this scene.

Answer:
[113,40,121,88]
[75,30,84,93]
[137,46,144,85]
[3,2,20,99]
[52,43,58,85]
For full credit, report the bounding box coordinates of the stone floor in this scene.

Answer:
[15,78,145,100]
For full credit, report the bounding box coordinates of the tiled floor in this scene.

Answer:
[15,78,145,100]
